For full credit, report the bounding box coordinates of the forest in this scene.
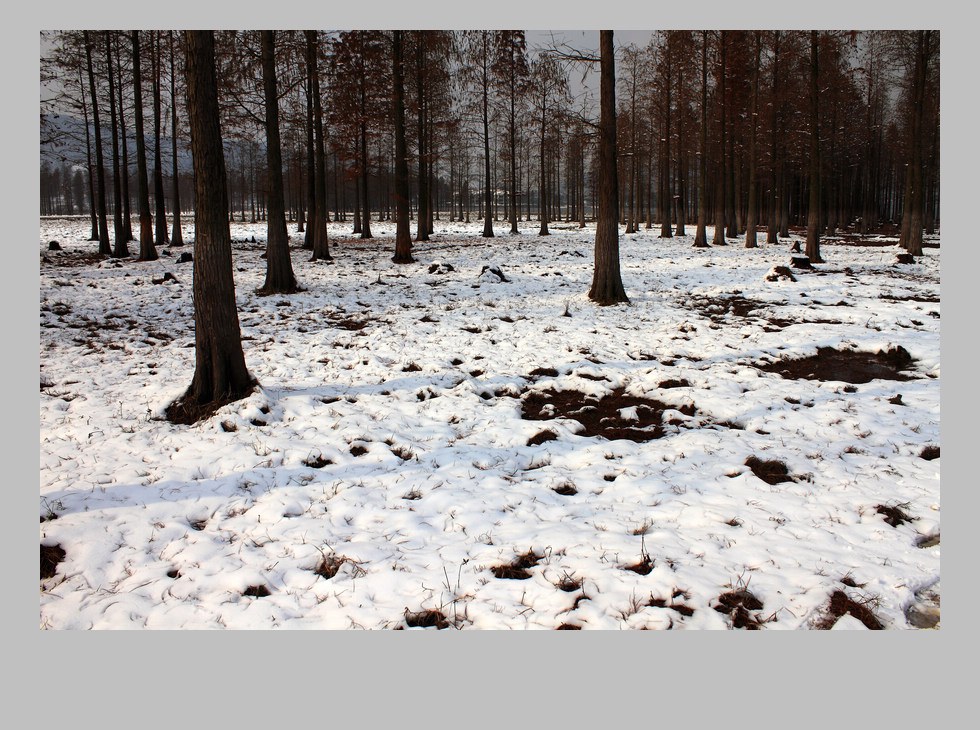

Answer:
[41,30,939,259]
[39,30,940,631]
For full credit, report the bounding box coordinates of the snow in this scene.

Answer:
[39,217,940,629]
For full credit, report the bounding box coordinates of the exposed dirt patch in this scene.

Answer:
[552,483,578,496]
[920,445,940,461]
[243,584,271,597]
[491,550,542,580]
[815,590,883,630]
[556,623,582,629]
[876,503,915,527]
[714,590,766,629]
[916,533,940,548]
[658,378,690,389]
[349,444,369,457]
[190,518,208,531]
[757,346,916,384]
[623,555,654,575]
[529,367,559,378]
[404,609,449,629]
[521,387,697,443]
[528,429,558,446]
[303,453,334,468]
[744,456,795,485]
[41,543,66,579]
[880,292,941,304]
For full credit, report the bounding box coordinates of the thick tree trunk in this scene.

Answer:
[259,31,299,294]
[588,31,629,306]
[174,30,253,415]
[767,31,781,244]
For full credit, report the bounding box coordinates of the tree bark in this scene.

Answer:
[84,31,111,255]
[104,33,127,256]
[804,31,824,263]
[169,31,184,246]
[306,30,331,261]
[132,31,157,261]
[392,30,414,263]
[151,31,169,246]
[745,31,760,249]
[588,31,629,306]
[176,30,253,414]
[259,31,299,294]
[693,32,710,248]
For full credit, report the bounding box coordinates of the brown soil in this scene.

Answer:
[165,383,258,426]
[623,556,654,575]
[521,387,696,443]
[41,543,65,579]
[243,584,271,597]
[920,445,940,460]
[553,483,578,496]
[714,590,766,629]
[758,346,915,384]
[815,590,883,630]
[556,623,582,629]
[303,454,334,468]
[528,429,558,446]
[529,367,559,377]
[744,456,795,485]
[556,574,583,592]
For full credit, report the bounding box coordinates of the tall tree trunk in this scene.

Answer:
[169,31,184,246]
[307,30,331,261]
[105,33,127,256]
[481,33,494,237]
[391,30,414,263]
[172,30,253,417]
[712,32,727,246]
[660,36,672,238]
[258,31,298,294]
[804,30,824,263]
[151,31,169,246]
[302,71,315,249]
[767,31,781,244]
[588,31,629,306]
[538,84,550,236]
[78,66,99,241]
[131,31,156,261]
[84,31,111,255]
[903,30,931,256]
[745,31,760,249]
[114,34,134,243]
[693,33,709,247]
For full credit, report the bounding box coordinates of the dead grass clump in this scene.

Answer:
[404,609,449,629]
[491,550,542,580]
[243,584,271,597]
[815,590,883,630]
[714,590,766,629]
[876,503,915,527]
[920,445,940,461]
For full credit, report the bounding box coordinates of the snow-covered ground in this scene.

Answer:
[39,216,940,629]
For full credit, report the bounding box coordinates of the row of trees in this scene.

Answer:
[42,29,939,259]
[40,29,939,415]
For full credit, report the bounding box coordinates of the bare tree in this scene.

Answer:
[167,30,254,422]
